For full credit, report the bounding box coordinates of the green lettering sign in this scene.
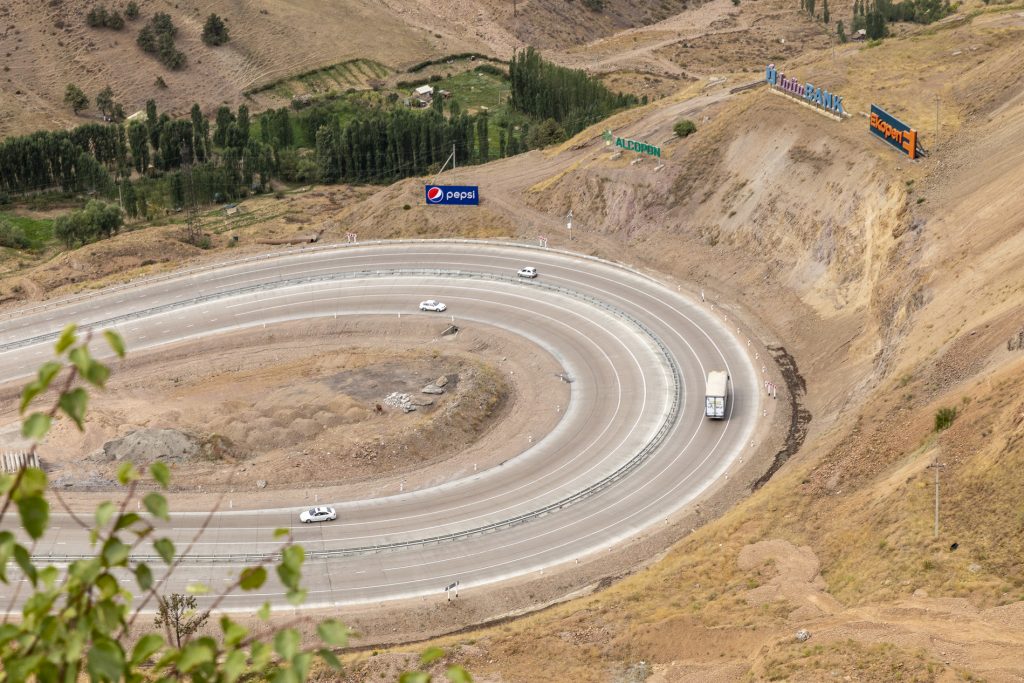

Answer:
[603,130,660,158]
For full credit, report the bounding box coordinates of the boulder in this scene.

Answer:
[422,384,444,395]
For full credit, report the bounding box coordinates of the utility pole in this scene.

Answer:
[566,208,573,241]
[933,95,940,151]
[927,460,946,538]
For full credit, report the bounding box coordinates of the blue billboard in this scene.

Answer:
[425,185,479,206]
[869,105,919,159]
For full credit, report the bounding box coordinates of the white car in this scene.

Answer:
[299,506,337,523]
[419,299,447,312]
[517,266,538,278]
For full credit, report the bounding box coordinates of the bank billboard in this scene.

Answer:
[869,105,919,159]
[425,185,479,206]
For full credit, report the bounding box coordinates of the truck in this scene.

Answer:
[705,371,729,419]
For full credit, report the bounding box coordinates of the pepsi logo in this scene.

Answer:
[426,186,444,203]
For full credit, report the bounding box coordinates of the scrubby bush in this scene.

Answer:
[138,12,186,70]
[53,200,123,248]
[201,13,230,46]
[0,218,31,250]
[674,119,697,137]
[934,407,957,432]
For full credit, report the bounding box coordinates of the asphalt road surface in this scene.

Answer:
[0,240,760,611]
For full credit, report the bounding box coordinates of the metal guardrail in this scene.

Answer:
[20,268,683,565]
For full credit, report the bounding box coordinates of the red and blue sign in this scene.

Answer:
[765,64,846,117]
[869,105,919,159]
[425,185,479,206]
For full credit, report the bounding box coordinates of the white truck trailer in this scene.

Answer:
[705,371,729,419]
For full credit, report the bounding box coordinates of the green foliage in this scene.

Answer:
[125,1,139,20]
[3,331,474,683]
[64,83,89,114]
[934,407,957,432]
[138,12,186,70]
[673,118,697,137]
[526,118,565,148]
[202,13,230,46]
[86,5,124,30]
[823,0,831,23]
[837,20,848,42]
[0,216,32,250]
[509,47,639,138]
[53,200,123,248]
[582,0,606,10]
[95,85,121,121]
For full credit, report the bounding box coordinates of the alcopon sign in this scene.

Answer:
[603,130,661,158]
[765,64,846,118]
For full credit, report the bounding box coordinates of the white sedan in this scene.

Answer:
[299,506,337,523]
[419,299,447,312]
[517,266,538,278]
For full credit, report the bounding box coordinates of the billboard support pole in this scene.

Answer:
[431,145,456,186]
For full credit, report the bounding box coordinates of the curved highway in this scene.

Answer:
[0,241,760,610]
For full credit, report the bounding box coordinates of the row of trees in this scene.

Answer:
[509,47,640,137]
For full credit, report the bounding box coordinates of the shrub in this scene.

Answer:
[0,218,31,250]
[63,83,89,114]
[138,12,186,69]
[934,407,957,432]
[125,1,139,19]
[201,13,230,46]
[674,119,697,137]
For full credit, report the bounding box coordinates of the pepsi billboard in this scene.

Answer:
[425,185,479,206]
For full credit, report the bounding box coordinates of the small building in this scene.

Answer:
[853,28,868,41]
[413,84,434,105]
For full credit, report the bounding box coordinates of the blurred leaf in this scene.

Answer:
[223,649,247,683]
[281,545,304,570]
[274,628,300,661]
[84,360,110,388]
[239,566,267,591]
[150,461,170,488]
[96,573,119,599]
[130,633,164,666]
[420,646,444,666]
[317,619,351,647]
[58,387,88,430]
[104,329,126,358]
[446,665,473,683]
[55,324,78,354]
[178,641,215,672]
[13,544,37,585]
[17,496,49,540]
[69,347,92,378]
[19,380,43,414]
[143,492,169,521]
[186,582,210,595]
[114,512,142,532]
[285,588,307,606]
[101,538,130,566]
[38,565,59,589]
[117,462,140,485]
[257,602,271,621]
[95,501,116,528]
[134,563,153,591]
[220,616,248,647]
[37,360,62,387]
[154,537,175,564]
[399,673,430,683]
[86,638,125,682]
[21,412,51,440]
[273,527,290,539]
[318,649,343,671]
[14,467,47,498]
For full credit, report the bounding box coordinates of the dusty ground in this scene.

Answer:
[0,318,569,508]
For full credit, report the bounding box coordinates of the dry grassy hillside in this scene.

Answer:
[0,0,699,139]
[334,7,1024,681]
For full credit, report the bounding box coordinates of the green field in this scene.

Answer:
[0,211,54,252]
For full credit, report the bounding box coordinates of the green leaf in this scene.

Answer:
[318,649,343,671]
[0,473,12,496]
[143,492,169,521]
[21,412,51,440]
[399,673,430,683]
[239,566,267,590]
[58,387,89,430]
[223,649,248,683]
[257,601,271,621]
[95,501,116,528]
[84,359,110,388]
[317,619,351,647]
[134,562,153,591]
[274,628,300,661]
[113,512,142,532]
[87,638,125,682]
[101,538,130,566]
[273,527,290,539]
[104,329,126,358]
[19,380,43,414]
[178,641,215,673]
[292,652,313,682]
[17,496,49,540]
[420,646,445,666]
[96,572,119,599]
[286,587,307,606]
[38,565,59,588]
[55,324,78,354]
[150,461,170,488]
[117,462,140,485]
[130,633,164,666]
[69,346,92,377]
[220,616,248,647]
[446,665,473,683]
[282,544,305,570]
[154,537,175,564]
[186,582,210,595]
[14,466,47,498]
[13,544,37,585]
